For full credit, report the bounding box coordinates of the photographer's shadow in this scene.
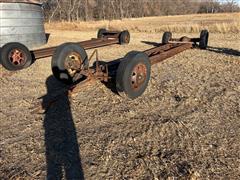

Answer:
[43,75,84,180]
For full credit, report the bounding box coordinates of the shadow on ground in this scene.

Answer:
[42,76,84,180]
[207,46,240,56]
[141,41,161,47]
[141,42,240,57]
[92,59,122,95]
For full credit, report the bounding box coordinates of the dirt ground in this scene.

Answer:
[0,29,240,180]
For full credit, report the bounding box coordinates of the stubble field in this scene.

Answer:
[0,13,240,179]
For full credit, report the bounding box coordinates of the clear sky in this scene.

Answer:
[219,0,240,5]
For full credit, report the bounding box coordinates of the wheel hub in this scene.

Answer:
[125,34,130,43]
[64,52,83,77]
[8,49,26,66]
[131,63,147,91]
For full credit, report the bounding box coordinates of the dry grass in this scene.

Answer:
[1,13,240,180]
[45,13,240,33]
[1,30,240,179]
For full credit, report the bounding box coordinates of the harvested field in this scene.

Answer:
[45,13,240,33]
[0,14,240,179]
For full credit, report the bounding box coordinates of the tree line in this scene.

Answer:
[42,0,240,22]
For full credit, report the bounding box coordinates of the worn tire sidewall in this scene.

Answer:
[0,43,32,71]
[199,30,209,49]
[162,32,172,44]
[116,51,151,99]
[97,29,107,38]
[119,30,130,45]
[51,43,88,84]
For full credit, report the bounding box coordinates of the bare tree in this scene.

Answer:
[222,0,239,12]
[43,0,240,22]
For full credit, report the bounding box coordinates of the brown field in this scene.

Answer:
[0,13,240,179]
[45,13,240,33]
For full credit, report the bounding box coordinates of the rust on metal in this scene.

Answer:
[64,52,83,78]
[31,34,199,111]
[9,49,27,66]
[169,37,200,44]
[147,43,193,65]
[31,50,108,113]
[32,37,120,60]
[131,63,147,91]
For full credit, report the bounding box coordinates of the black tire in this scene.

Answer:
[162,32,172,44]
[119,30,130,45]
[199,30,209,49]
[51,43,89,84]
[97,28,107,38]
[116,51,151,99]
[0,42,32,71]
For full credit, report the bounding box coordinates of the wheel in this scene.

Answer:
[162,32,172,44]
[119,30,130,45]
[97,28,107,38]
[116,51,151,99]
[199,30,209,49]
[51,43,89,84]
[0,42,32,71]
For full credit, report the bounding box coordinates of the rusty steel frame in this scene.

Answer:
[31,34,198,113]
[65,35,196,84]
[145,43,193,65]
[31,31,122,60]
[167,37,201,46]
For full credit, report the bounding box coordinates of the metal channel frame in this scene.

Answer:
[31,32,121,60]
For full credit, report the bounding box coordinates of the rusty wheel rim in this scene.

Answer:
[64,52,83,77]
[131,63,147,91]
[124,34,130,43]
[8,49,27,66]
